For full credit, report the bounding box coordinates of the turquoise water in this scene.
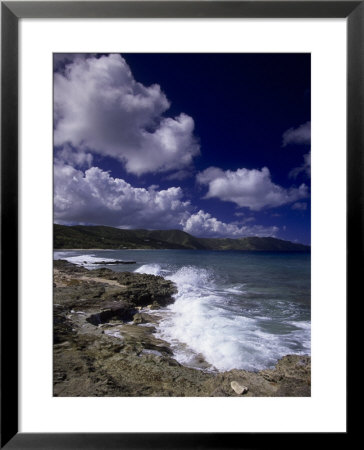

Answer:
[54,249,310,372]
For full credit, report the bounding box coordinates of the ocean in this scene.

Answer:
[54,249,311,372]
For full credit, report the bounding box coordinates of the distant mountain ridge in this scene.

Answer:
[54,224,310,252]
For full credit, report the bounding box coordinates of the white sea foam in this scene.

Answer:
[54,252,117,268]
[149,266,310,372]
[223,283,247,294]
[55,250,311,372]
[134,264,163,276]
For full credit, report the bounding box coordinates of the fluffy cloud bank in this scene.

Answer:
[54,54,199,175]
[197,166,308,210]
[282,121,311,147]
[183,210,278,238]
[54,163,279,238]
[54,164,191,229]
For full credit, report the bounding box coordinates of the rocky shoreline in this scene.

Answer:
[53,259,311,397]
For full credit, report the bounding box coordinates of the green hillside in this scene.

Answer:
[199,236,310,252]
[54,224,310,252]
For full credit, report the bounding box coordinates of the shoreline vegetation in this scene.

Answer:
[53,259,311,397]
[54,224,310,252]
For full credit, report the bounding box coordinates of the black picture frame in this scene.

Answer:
[1,1,357,448]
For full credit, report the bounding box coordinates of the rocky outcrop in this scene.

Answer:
[53,260,311,397]
[86,301,136,326]
[93,260,136,265]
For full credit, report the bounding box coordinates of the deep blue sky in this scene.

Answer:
[54,53,311,244]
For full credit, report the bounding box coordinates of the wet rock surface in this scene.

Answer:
[53,260,311,397]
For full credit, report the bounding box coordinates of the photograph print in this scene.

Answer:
[53,53,311,397]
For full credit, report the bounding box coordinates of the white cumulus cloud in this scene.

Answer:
[55,144,93,168]
[197,166,308,211]
[54,163,280,238]
[54,163,191,229]
[54,54,200,175]
[182,210,279,238]
[282,121,311,147]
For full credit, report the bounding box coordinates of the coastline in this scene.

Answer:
[54,248,181,251]
[55,248,124,251]
[53,259,311,397]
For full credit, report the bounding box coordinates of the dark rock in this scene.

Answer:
[54,259,87,274]
[86,301,136,325]
[53,304,75,344]
[106,272,177,308]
